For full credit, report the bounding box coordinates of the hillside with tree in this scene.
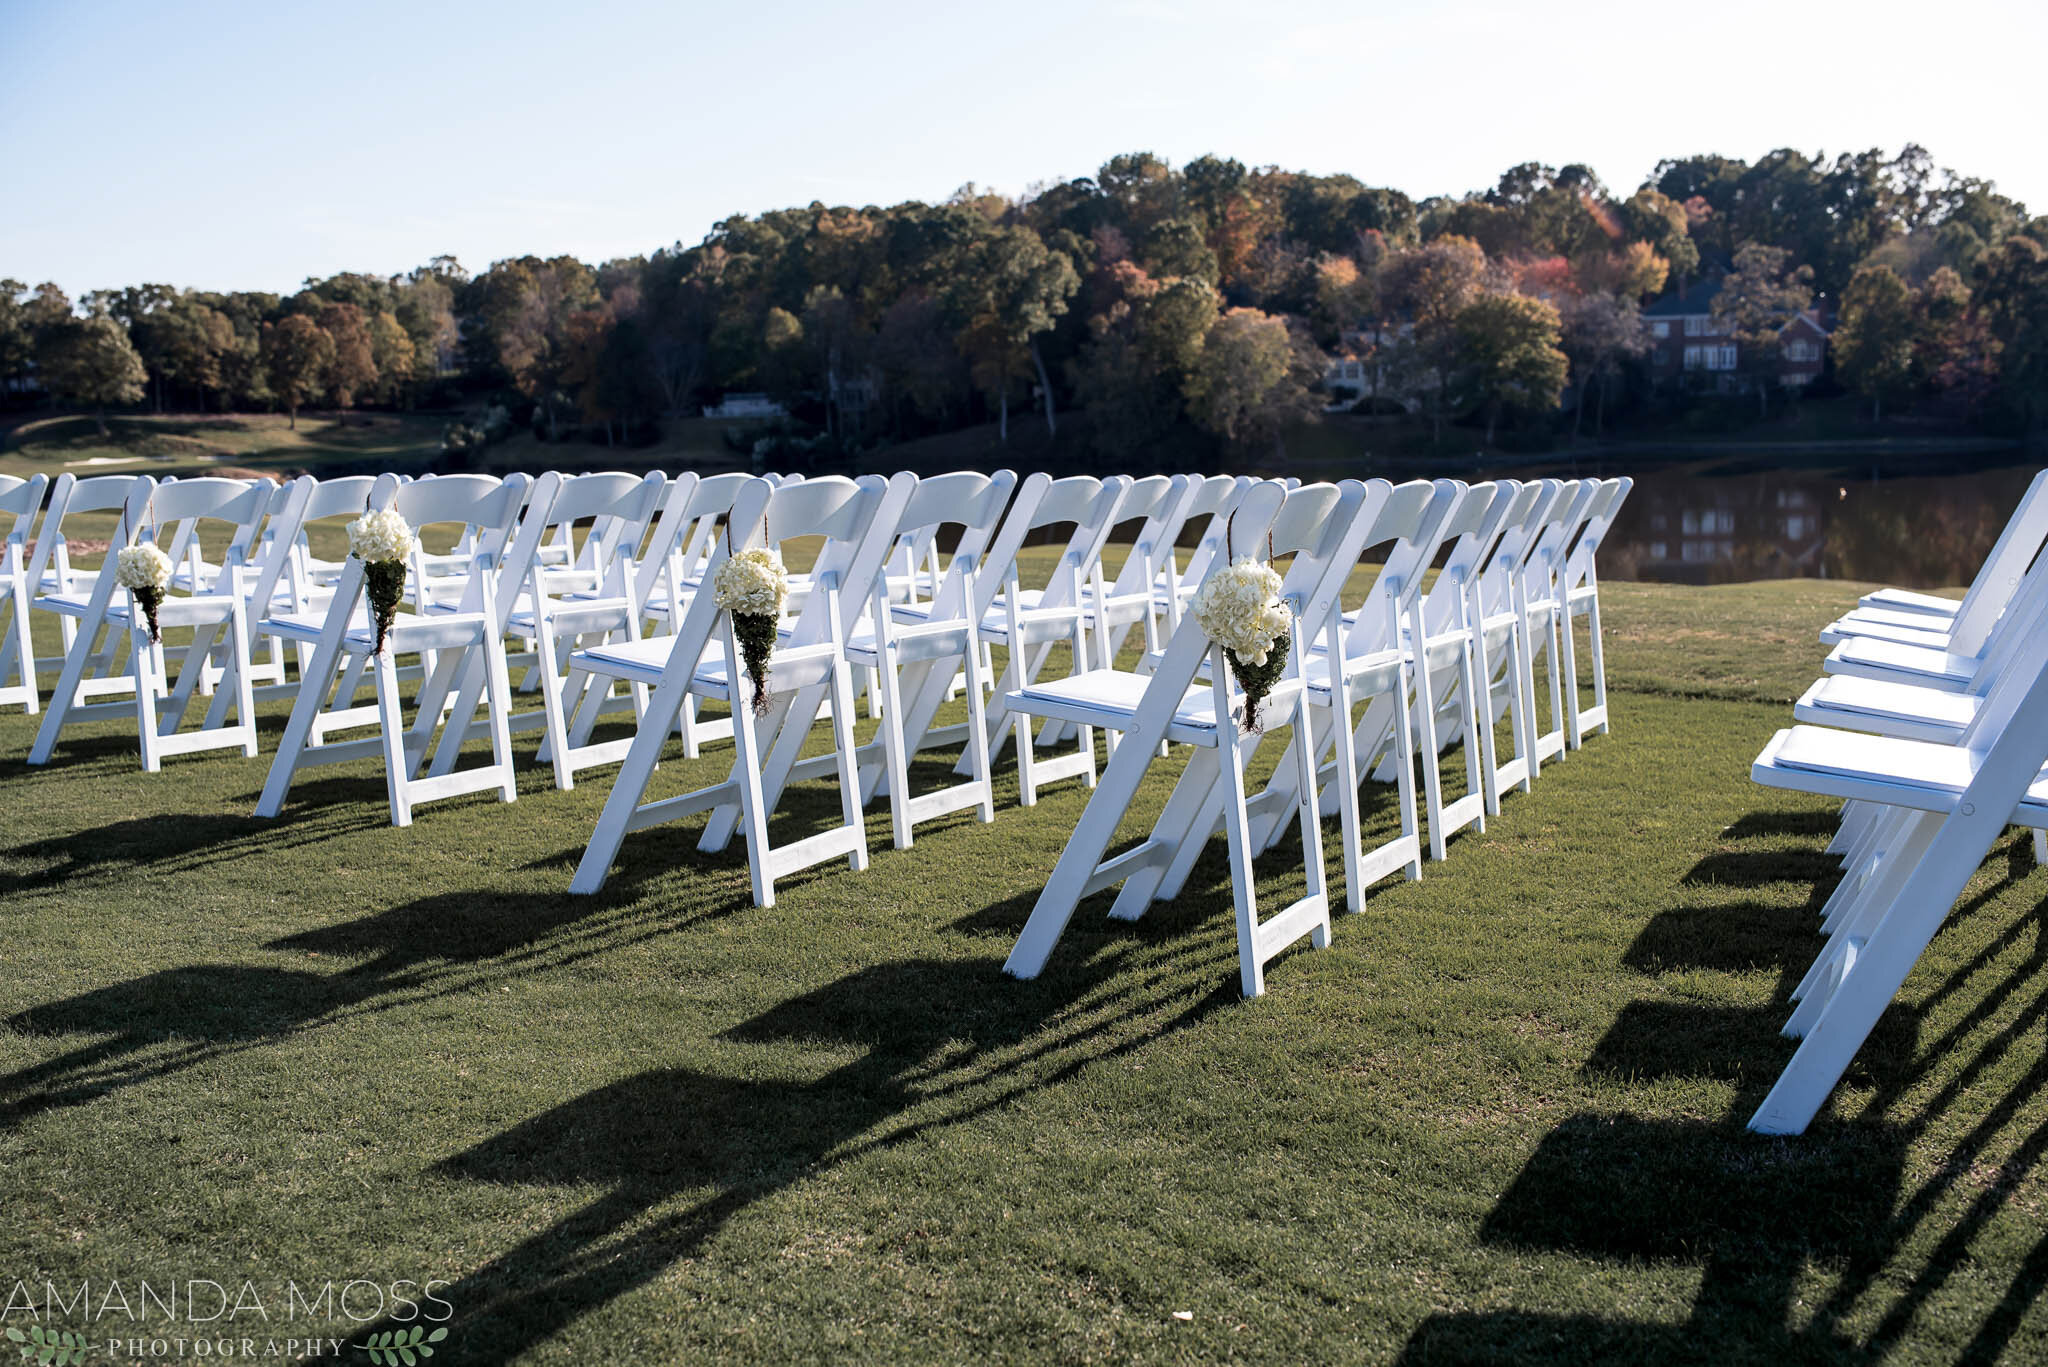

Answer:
[5,145,2044,463]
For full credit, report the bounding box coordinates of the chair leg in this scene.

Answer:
[729,667,777,909]
[483,636,518,804]
[875,652,915,850]
[570,664,693,895]
[1413,649,1448,864]
[828,660,870,873]
[27,613,96,765]
[256,635,345,818]
[535,620,576,791]
[375,651,413,828]
[962,629,995,825]
[134,623,164,774]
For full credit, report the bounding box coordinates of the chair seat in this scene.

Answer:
[1302,646,1406,699]
[38,569,101,596]
[1009,667,1232,746]
[1818,612,1957,649]
[1794,675,1980,741]
[1826,636,1979,688]
[577,627,838,699]
[260,604,485,651]
[1754,725,1978,810]
[1859,587,1961,617]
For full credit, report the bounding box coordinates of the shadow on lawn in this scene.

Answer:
[0,879,688,1130]
[373,945,1230,1363]
[1399,826,2048,1365]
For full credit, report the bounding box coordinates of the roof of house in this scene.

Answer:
[1641,276,1723,318]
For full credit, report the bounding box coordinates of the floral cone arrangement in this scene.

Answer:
[712,547,789,717]
[114,543,173,645]
[1189,555,1291,733]
[347,508,417,658]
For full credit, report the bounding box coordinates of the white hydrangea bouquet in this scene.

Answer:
[346,508,416,657]
[712,546,788,716]
[1189,555,1291,732]
[115,543,173,644]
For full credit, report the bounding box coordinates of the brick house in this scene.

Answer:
[1642,277,1830,391]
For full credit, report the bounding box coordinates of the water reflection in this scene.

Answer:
[1596,464,2041,588]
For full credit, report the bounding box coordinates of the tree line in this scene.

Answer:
[4,144,2045,454]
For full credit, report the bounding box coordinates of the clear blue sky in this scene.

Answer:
[4,0,2042,298]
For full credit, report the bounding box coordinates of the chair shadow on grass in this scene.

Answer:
[0,875,707,1132]
[0,801,383,901]
[1398,826,2048,1366]
[360,945,1233,1363]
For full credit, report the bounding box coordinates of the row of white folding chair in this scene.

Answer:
[1746,557,2048,1133]
[0,474,48,715]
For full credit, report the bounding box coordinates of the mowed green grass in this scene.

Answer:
[2,564,2045,1365]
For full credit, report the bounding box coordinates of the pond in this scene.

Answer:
[1537,457,2040,589]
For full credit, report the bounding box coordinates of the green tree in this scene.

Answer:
[39,316,147,434]
[1452,293,1568,443]
[1833,263,1915,419]
[1710,242,1814,416]
[1182,307,1319,452]
[261,314,335,428]
[155,295,236,410]
[1974,235,2048,433]
[950,226,1079,441]
[0,280,33,395]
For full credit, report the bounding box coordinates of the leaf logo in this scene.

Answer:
[4,1326,89,1366]
[356,1325,450,1364]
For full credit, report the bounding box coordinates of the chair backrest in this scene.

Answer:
[0,474,47,562]
[1333,480,1460,659]
[977,473,1132,618]
[26,473,151,596]
[1479,479,1568,616]
[1096,474,1184,598]
[388,472,535,617]
[1557,477,1632,594]
[527,470,667,597]
[875,469,1016,622]
[1948,468,2048,640]
[1415,481,1518,640]
[1519,479,1601,601]
[716,472,912,646]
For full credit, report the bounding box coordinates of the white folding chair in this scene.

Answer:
[962,473,1132,806]
[488,471,670,789]
[839,470,1015,848]
[24,474,152,701]
[30,476,299,771]
[1746,606,2048,1134]
[254,472,535,827]
[0,473,48,714]
[1000,478,1360,997]
[568,473,914,905]
[1465,479,1577,800]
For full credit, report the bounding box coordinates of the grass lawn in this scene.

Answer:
[1,566,2044,1364]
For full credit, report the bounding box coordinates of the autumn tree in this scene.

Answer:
[1182,307,1319,453]
[1556,291,1648,438]
[1833,263,1915,419]
[1710,242,1813,416]
[369,310,417,405]
[39,316,148,434]
[313,303,377,409]
[260,314,335,428]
